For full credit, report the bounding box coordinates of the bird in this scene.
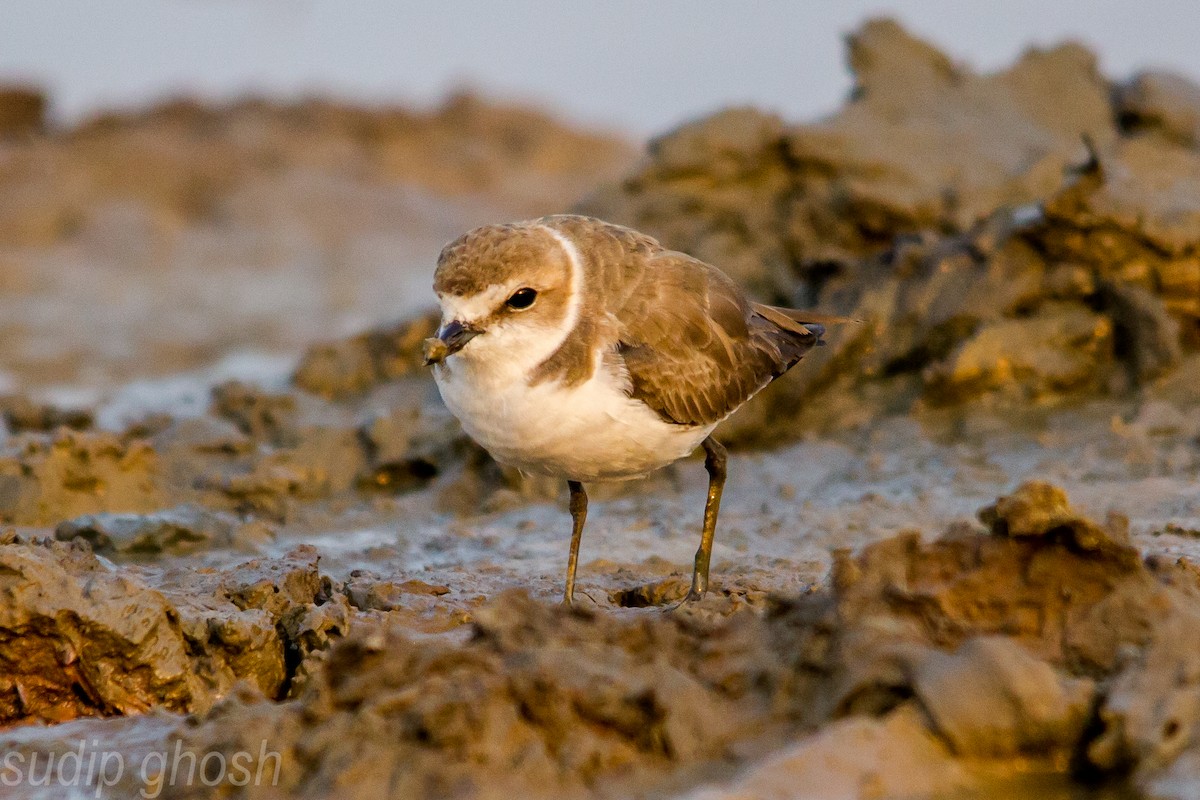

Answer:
[423,214,836,606]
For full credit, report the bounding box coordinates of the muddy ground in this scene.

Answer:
[1,18,1200,800]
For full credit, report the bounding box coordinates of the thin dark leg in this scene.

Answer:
[686,437,727,602]
[564,480,588,605]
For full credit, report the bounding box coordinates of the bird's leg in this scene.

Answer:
[563,480,588,606]
[684,437,727,603]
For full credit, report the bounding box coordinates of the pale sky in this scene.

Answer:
[2,1,1198,135]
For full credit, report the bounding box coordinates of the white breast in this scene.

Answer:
[434,353,713,482]
[431,222,714,481]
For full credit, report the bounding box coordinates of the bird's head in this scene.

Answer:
[425,222,579,367]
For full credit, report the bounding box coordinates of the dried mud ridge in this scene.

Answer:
[580,18,1200,444]
[0,90,633,249]
[5,482,1200,798]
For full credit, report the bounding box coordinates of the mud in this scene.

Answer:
[6,478,1198,799]
[1118,70,1200,148]
[0,15,1199,800]
[292,312,441,400]
[54,504,273,556]
[0,537,339,726]
[0,429,163,524]
[580,19,1200,443]
[0,93,635,393]
[0,394,93,434]
[0,86,45,138]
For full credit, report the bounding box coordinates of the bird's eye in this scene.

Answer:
[506,288,538,310]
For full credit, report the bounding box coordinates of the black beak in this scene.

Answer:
[423,319,481,365]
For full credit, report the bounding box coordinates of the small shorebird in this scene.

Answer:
[424,215,833,605]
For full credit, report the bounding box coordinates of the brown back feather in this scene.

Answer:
[532,215,825,427]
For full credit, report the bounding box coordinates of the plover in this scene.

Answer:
[424,215,834,605]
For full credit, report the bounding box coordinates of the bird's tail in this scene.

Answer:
[750,304,857,346]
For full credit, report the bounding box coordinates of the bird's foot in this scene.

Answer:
[666,587,706,612]
[561,588,600,608]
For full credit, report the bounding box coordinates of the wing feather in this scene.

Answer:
[536,215,835,428]
[613,252,820,426]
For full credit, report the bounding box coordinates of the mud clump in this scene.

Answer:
[823,481,1152,681]
[0,430,162,524]
[0,85,45,137]
[211,381,302,446]
[170,593,785,799]
[978,479,1133,556]
[1117,70,1200,148]
[355,386,464,493]
[0,537,341,726]
[581,18,1115,301]
[912,637,1093,758]
[292,312,440,400]
[191,382,369,520]
[0,396,93,434]
[802,481,1200,796]
[187,377,462,519]
[580,18,1200,439]
[54,504,273,556]
[142,483,1200,798]
[0,373,465,534]
[342,573,450,612]
[1034,137,1200,347]
[0,535,194,725]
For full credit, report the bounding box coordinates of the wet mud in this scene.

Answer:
[1,17,1199,800]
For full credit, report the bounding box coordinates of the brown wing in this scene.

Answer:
[612,252,822,427]
[533,215,829,426]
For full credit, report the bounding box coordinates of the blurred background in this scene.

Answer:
[0,1,1197,422]
[5,1,1200,133]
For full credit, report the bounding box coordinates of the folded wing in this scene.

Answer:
[614,252,824,427]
